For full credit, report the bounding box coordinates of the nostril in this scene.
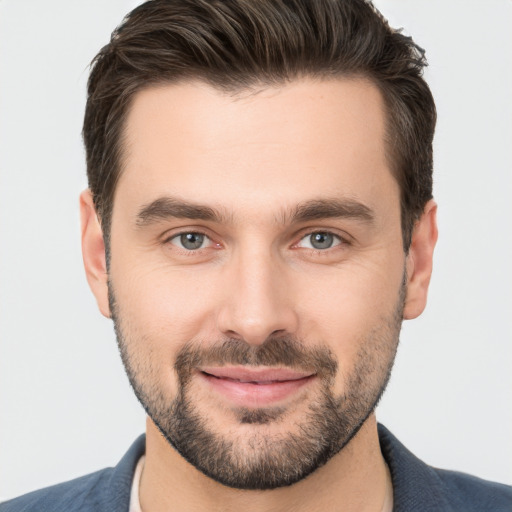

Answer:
[215,296,299,346]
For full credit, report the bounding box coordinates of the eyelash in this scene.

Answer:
[294,231,345,251]
[163,229,350,254]
[164,230,216,253]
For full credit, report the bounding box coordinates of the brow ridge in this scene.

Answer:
[285,198,375,224]
[135,196,374,227]
[136,197,227,226]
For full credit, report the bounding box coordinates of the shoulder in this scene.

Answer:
[378,424,512,512]
[433,467,512,511]
[0,469,113,512]
[0,434,145,512]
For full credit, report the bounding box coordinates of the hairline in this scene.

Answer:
[100,72,413,262]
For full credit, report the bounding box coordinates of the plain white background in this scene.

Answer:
[0,0,511,500]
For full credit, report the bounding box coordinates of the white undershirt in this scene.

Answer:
[129,455,145,512]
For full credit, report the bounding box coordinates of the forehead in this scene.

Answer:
[116,78,397,220]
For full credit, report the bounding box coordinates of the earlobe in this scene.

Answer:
[80,189,111,318]
[403,200,438,320]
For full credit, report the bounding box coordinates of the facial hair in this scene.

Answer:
[109,279,405,490]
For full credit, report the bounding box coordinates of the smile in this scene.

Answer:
[197,366,316,406]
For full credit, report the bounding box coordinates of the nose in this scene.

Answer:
[216,245,299,346]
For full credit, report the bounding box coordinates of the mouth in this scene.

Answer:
[197,366,316,406]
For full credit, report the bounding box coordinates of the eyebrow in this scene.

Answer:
[135,196,374,227]
[286,198,375,224]
[136,197,229,227]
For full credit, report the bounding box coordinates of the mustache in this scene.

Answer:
[174,336,338,381]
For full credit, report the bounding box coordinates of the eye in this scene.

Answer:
[169,232,210,250]
[297,231,342,250]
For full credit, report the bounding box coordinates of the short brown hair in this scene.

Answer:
[83,0,436,251]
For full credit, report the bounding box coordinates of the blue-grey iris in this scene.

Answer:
[181,233,204,250]
[310,232,334,249]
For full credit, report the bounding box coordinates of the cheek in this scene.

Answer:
[110,257,221,349]
[109,262,222,401]
[294,259,404,373]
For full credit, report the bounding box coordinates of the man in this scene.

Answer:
[1,0,510,511]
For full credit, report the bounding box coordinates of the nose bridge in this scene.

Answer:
[216,240,298,345]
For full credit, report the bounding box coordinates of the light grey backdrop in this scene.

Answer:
[1,0,511,500]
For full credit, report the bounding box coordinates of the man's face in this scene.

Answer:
[106,78,408,489]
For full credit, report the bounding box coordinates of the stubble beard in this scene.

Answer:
[109,280,405,490]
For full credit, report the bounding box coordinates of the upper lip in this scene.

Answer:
[199,366,315,383]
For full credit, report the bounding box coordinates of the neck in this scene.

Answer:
[139,414,392,512]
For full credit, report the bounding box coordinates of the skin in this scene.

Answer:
[80,78,437,512]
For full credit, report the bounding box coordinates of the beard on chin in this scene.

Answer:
[108,281,405,490]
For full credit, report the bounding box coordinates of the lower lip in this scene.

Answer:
[198,372,315,407]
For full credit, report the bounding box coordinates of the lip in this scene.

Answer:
[198,366,316,406]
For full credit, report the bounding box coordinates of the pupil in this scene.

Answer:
[311,232,333,249]
[181,233,204,250]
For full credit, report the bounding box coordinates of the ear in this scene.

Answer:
[403,199,438,320]
[80,189,111,318]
